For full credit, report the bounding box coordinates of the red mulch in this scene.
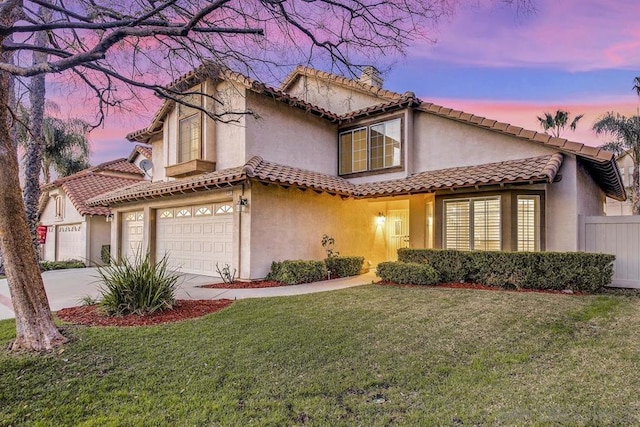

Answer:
[200,280,286,289]
[377,281,583,295]
[56,299,234,327]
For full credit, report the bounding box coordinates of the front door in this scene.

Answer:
[387,209,409,260]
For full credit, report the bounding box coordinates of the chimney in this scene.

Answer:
[359,66,383,88]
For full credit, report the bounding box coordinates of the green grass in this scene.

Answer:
[2,285,640,426]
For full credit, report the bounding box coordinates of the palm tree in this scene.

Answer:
[592,112,640,215]
[537,110,584,138]
[17,112,91,183]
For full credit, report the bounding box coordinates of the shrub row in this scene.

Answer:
[40,260,86,271]
[266,260,327,285]
[397,248,615,293]
[377,261,439,285]
[325,256,364,278]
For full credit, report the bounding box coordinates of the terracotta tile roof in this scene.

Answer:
[357,154,563,197]
[279,65,403,101]
[88,154,564,206]
[62,174,144,216]
[96,158,144,176]
[39,158,144,217]
[415,103,625,201]
[127,145,152,162]
[87,165,248,206]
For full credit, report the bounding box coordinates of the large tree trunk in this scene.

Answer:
[22,7,51,258]
[0,5,67,352]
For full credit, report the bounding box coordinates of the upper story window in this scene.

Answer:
[339,118,402,175]
[178,85,203,163]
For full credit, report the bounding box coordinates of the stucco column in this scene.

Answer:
[110,211,121,262]
[142,206,156,264]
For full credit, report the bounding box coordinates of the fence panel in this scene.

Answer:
[580,215,640,288]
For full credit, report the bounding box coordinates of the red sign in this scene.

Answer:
[37,226,48,244]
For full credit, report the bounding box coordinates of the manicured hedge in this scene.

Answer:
[40,260,86,271]
[397,248,615,293]
[266,260,328,285]
[325,256,365,278]
[376,261,439,285]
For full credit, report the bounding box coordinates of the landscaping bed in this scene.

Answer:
[57,299,233,326]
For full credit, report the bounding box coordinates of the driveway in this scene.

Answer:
[0,268,375,321]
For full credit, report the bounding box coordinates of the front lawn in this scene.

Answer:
[2,285,640,425]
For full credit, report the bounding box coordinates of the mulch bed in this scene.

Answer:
[377,281,584,295]
[56,299,234,327]
[200,280,286,289]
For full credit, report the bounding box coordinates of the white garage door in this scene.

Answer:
[57,223,84,261]
[122,211,144,263]
[156,203,233,276]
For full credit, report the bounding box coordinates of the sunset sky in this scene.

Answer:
[76,0,640,165]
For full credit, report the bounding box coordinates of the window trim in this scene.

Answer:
[338,114,405,178]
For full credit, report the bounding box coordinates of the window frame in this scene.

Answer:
[177,84,204,164]
[338,115,404,177]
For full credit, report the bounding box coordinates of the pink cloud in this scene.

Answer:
[412,0,640,71]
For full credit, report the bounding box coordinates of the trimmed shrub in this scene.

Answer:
[397,248,615,293]
[266,260,327,285]
[97,252,179,316]
[376,261,439,285]
[325,256,365,278]
[40,260,86,271]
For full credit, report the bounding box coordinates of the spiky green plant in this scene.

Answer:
[97,252,180,316]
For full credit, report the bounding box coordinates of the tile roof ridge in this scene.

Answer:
[243,156,264,177]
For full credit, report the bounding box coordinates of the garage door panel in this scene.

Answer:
[57,223,84,261]
[122,211,144,263]
[156,204,233,276]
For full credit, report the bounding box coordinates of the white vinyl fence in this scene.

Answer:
[579,215,640,288]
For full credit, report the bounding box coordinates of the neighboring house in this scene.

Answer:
[39,147,151,264]
[606,151,635,215]
[88,65,625,279]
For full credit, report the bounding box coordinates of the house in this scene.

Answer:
[606,151,635,215]
[88,65,625,279]
[39,147,151,265]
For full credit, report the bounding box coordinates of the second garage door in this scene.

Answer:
[156,203,234,276]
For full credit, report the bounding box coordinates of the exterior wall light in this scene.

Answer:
[236,196,248,212]
[376,212,386,225]
[106,213,114,223]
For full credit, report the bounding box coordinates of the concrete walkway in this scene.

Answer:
[0,268,377,321]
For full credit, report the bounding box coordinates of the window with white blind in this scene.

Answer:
[444,197,501,251]
[517,195,540,251]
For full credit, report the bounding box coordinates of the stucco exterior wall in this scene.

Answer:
[88,216,112,265]
[248,183,384,279]
[285,75,386,115]
[151,133,165,182]
[606,154,633,215]
[545,156,578,251]
[245,91,338,174]
[412,112,553,171]
[213,80,247,169]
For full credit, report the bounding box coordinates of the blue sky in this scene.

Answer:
[79,0,640,164]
